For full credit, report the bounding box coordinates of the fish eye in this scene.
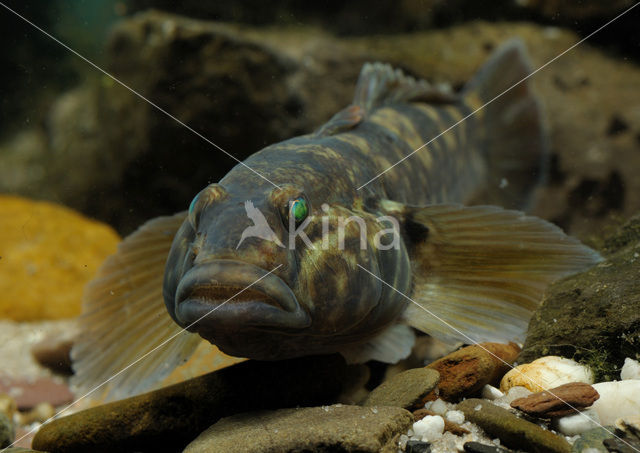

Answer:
[285,197,309,227]
[188,184,227,229]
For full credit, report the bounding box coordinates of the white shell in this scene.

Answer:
[620,357,640,380]
[591,380,640,425]
[500,356,594,393]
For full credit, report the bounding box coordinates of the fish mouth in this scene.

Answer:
[175,259,310,330]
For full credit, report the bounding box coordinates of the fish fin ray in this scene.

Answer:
[463,39,549,210]
[339,323,415,364]
[314,104,365,136]
[394,204,602,344]
[71,212,202,401]
[353,62,456,112]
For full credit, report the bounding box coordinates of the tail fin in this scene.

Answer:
[463,40,549,210]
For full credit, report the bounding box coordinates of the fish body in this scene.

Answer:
[72,41,601,400]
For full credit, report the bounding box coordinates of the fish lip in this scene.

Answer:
[174,259,310,329]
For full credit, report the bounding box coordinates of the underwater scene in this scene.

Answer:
[0,1,639,452]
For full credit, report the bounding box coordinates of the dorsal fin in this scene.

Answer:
[314,104,365,137]
[353,62,457,112]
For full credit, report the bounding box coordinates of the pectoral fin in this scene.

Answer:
[382,202,603,344]
[71,212,202,401]
[339,323,415,364]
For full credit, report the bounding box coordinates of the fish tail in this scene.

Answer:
[462,39,549,210]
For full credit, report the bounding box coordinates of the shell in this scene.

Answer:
[592,380,640,425]
[499,356,594,393]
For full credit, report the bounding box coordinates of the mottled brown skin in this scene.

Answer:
[161,91,490,360]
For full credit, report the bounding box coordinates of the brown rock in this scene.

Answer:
[424,342,520,402]
[31,338,74,376]
[362,368,439,410]
[511,382,600,418]
[0,376,73,411]
[412,408,469,435]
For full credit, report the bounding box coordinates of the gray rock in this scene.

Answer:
[406,439,432,453]
[571,426,615,453]
[32,355,351,453]
[0,412,14,449]
[520,214,640,381]
[363,368,439,409]
[183,404,413,453]
[464,441,515,453]
[457,399,571,453]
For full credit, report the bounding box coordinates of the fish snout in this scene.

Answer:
[174,259,310,331]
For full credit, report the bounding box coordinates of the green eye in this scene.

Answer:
[289,197,308,225]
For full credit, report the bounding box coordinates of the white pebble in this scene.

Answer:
[412,415,445,442]
[500,356,594,393]
[481,384,504,400]
[592,380,640,425]
[445,410,465,424]
[553,408,601,436]
[620,358,640,380]
[429,398,449,415]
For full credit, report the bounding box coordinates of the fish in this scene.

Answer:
[71,40,602,400]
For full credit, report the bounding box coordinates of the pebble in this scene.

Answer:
[428,398,449,416]
[552,408,601,436]
[413,408,469,436]
[31,336,74,376]
[362,367,439,410]
[481,385,504,400]
[406,439,432,453]
[182,405,412,453]
[620,358,640,380]
[457,399,571,453]
[571,426,616,453]
[500,356,594,393]
[1,412,14,448]
[0,394,17,420]
[510,382,599,417]
[445,410,465,425]
[591,380,640,425]
[412,415,444,442]
[615,415,640,435]
[463,441,513,453]
[16,402,55,425]
[32,355,353,452]
[426,342,520,402]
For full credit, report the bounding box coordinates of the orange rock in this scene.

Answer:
[425,342,521,402]
[0,195,120,320]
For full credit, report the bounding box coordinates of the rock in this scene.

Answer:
[0,394,16,420]
[17,403,56,425]
[553,408,602,436]
[481,385,504,400]
[457,399,571,453]
[406,439,432,453]
[32,355,352,453]
[520,215,640,381]
[0,195,119,320]
[413,408,469,436]
[31,336,74,376]
[603,435,640,453]
[463,441,514,453]
[620,358,640,380]
[0,412,14,449]
[495,386,533,407]
[425,343,520,402]
[412,415,445,443]
[182,404,412,453]
[591,380,640,425]
[510,382,600,418]
[363,368,439,409]
[616,415,640,436]
[0,377,73,411]
[571,426,616,453]
[3,15,640,238]
[501,356,594,393]
[521,0,634,20]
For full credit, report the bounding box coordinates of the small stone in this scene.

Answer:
[463,441,513,453]
[412,415,444,442]
[457,399,571,453]
[0,377,73,410]
[183,405,412,453]
[426,343,520,402]
[17,402,56,425]
[615,415,640,435]
[445,410,465,425]
[0,394,17,419]
[363,368,439,410]
[510,382,600,417]
[571,426,616,453]
[481,385,504,400]
[0,412,14,449]
[591,380,640,425]
[495,386,532,407]
[31,336,74,376]
[429,398,449,416]
[620,358,640,380]
[500,356,594,393]
[406,439,432,453]
[553,408,601,436]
